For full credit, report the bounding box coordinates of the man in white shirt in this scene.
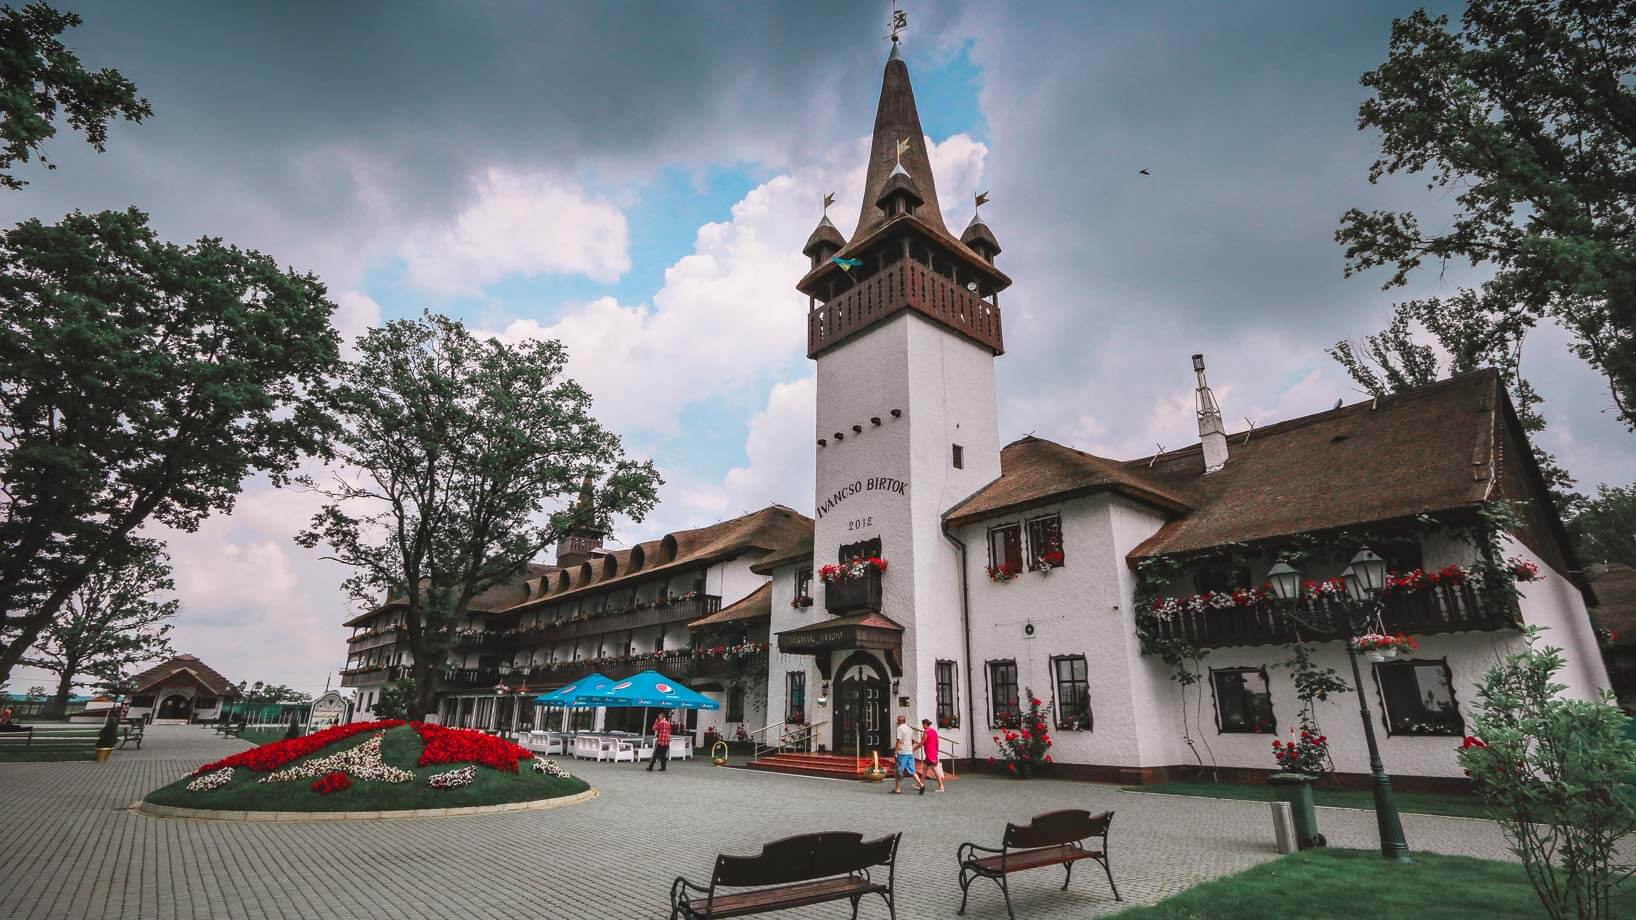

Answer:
[891,713,925,794]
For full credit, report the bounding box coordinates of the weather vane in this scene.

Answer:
[974,191,989,214]
[887,1,907,44]
[822,192,835,216]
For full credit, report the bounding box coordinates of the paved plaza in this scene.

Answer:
[1,726,1514,920]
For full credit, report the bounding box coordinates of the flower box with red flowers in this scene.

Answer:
[1351,632,1417,661]
[823,562,885,613]
[1035,550,1065,575]
[790,595,814,609]
[986,562,1021,583]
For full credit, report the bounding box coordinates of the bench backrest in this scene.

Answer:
[713,831,898,888]
[1004,809,1112,850]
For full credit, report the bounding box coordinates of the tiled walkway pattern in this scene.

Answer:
[0,726,1513,919]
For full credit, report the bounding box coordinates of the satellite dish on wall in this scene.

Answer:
[1023,622,1036,637]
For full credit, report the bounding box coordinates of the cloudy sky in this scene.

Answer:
[5,1,1629,698]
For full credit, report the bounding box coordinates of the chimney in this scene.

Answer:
[1192,354,1228,473]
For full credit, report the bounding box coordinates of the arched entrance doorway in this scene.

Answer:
[157,694,192,721]
[832,652,889,756]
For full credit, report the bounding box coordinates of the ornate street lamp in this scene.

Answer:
[1267,549,1411,863]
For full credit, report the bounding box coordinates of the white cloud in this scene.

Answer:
[402,169,631,294]
[483,135,988,438]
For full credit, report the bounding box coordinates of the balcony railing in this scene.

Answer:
[824,570,883,615]
[460,595,723,650]
[1147,582,1517,650]
[808,258,1003,357]
[339,665,404,688]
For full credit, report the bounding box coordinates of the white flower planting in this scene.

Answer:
[187,768,234,792]
[532,758,572,778]
[258,732,413,785]
[427,765,476,789]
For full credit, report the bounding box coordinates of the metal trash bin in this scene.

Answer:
[1267,772,1326,849]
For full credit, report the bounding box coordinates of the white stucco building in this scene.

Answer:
[338,42,1611,788]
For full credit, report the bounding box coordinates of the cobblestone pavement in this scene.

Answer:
[0,725,1513,920]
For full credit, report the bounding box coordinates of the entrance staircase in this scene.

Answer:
[744,751,876,780]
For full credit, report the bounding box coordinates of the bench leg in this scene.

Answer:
[999,876,1015,920]
[1100,855,1121,902]
[1062,860,1074,890]
[877,889,895,920]
[957,868,973,915]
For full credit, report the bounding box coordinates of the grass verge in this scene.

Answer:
[1121,781,1492,820]
[0,748,96,762]
[1110,848,1635,919]
[143,724,588,813]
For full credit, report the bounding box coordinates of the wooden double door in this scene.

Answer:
[832,652,890,756]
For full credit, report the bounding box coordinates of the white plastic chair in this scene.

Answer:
[636,738,656,763]
[612,739,636,763]
[669,737,692,761]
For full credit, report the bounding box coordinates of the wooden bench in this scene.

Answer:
[956,809,1119,919]
[670,830,900,919]
[119,719,144,750]
[0,726,34,746]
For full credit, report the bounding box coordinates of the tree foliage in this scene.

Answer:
[0,2,151,189]
[1456,627,1636,919]
[1569,484,1636,568]
[235,682,311,705]
[299,312,661,717]
[372,679,415,721]
[18,536,175,718]
[1338,0,1636,432]
[0,208,341,685]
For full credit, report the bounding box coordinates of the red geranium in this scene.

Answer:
[193,719,405,775]
[311,771,351,795]
[412,722,533,772]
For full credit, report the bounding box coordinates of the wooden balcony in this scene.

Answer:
[519,595,722,644]
[808,258,1003,358]
[824,569,883,615]
[339,665,404,688]
[1147,583,1517,650]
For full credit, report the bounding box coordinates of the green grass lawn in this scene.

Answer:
[1122,781,1493,820]
[0,748,96,762]
[144,724,588,812]
[234,728,288,746]
[1111,848,1636,919]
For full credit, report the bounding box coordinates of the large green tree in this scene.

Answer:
[19,537,175,718]
[0,208,341,685]
[0,2,150,189]
[1338,0,1636,431]
[299,313,661,718]
[1569,483,1636,568]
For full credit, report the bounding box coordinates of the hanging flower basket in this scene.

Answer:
[1353,633,1417,662]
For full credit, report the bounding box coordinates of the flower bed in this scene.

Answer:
[819,556,887,583]
[411,722,533,772]
[144,724,587,814]
[193,719,405,775]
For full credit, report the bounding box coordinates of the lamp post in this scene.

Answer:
[1266,548,1411,863]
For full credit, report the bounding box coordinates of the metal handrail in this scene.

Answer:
[750,719,828,760]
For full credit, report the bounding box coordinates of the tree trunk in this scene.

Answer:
[412,656,437,721]
[45,666,76,720]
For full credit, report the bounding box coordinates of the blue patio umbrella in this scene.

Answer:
[573,670,721,711]
[532,673,616,707]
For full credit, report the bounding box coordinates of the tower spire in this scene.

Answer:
[852,43,946,242]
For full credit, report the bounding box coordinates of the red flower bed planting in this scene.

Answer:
[411,722,533,772]
[311,771,351,796]
[193,719,405,775]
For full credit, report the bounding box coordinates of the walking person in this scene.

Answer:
[891,713,925,794]
[920,718,947,792]
[647,710,673,772]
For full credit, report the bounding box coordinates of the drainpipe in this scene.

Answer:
[942,521,978,768]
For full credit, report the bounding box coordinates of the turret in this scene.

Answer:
[875,167,925,220]
[803,215,845,271]
[961,212,1001,264]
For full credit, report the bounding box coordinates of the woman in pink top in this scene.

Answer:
[919,718,947,792]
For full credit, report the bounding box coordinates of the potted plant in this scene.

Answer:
[95,714,119,763]
[1268,720,1330,849]
[1353,633,1417,661]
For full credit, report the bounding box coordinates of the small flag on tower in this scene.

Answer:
[832,256,863,271]
[974,191,989,209]
[896,137,912,160]
[823,192,835,213]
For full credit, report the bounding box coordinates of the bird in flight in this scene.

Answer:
[1139,168,1151,176]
